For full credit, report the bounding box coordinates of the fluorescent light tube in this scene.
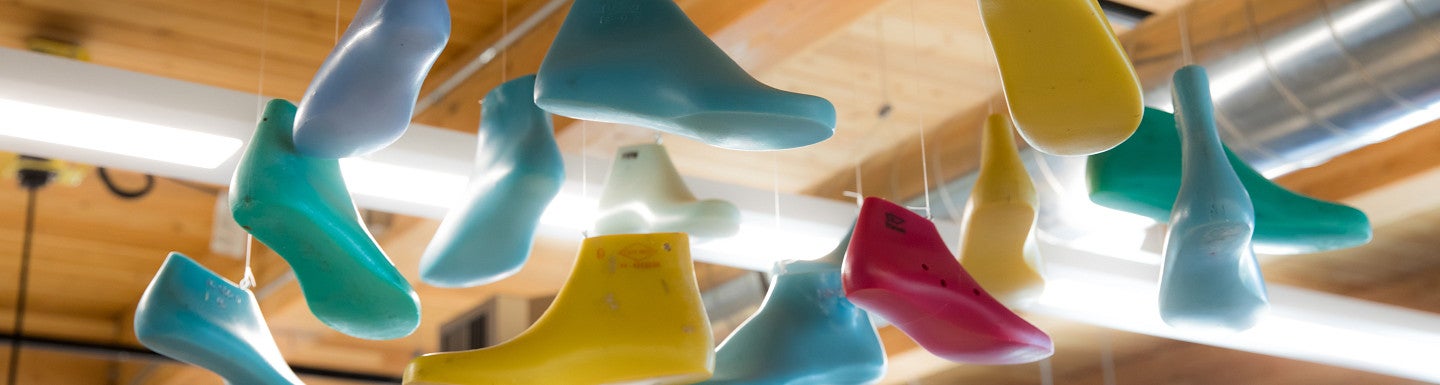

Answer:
[339,158,469,209]
[0,98,243,169]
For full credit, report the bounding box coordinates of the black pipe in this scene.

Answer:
[0,334,402,384]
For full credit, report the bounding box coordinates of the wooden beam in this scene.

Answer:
[1275,120,1440,202]
[0,348,113,384]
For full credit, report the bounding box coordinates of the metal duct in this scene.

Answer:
[1123,0,1440,176]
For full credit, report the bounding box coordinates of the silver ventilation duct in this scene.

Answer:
[1125,0,1440,176]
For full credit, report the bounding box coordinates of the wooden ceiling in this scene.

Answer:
[2,0,1440,384]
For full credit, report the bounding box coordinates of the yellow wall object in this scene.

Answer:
[959,114,1045,307]
[404,232,715,385]
[979,0,1143,156]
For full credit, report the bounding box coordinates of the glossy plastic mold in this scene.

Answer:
[404,233,714,385]
[419,75,564,288]
[292,0,451,158]
[534,0,835,151]
[978,0,1143,156]
[1159,66,1269,331]
[1088,107,1371,254]
[134,253,303,385]
[958,114,1044,308]
[843,197,1052,364]
[702,230,886,385]
[592,143,740,239]
[231,99,420,340]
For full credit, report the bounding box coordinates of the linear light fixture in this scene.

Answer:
[0,98,242,169]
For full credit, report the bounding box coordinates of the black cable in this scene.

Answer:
[97,167,155,200]
[6,188,37,385]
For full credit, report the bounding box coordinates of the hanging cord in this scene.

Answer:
[255,0,270,120]
[773,153,781,230]
[96,167,155,200]
[501,0,510,81]
[1039,357,1055,385]
[240,0,271,288]
[8,168,48,385]
[581,120,590,239]
[1100,329,1118,385]
[1178,4,1195,66]
[844,12,893,206]
[908,0,932,219]
[238,235,257,290]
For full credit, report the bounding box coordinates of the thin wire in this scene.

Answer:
[908,0,932,219]
[334,0,341,44]
[244,0,270,288]
[501,0,510,81]
[860,12,890,204]
[874,12,892,106]
[6,189,37,385]
[1101,330,1118,385]
[255,0,270,120]
[581,121,589,204]
[580,121,591,240]
[238,235,257,290]
[1039,357,1055,385]
[773,153,781,230]
[1178,4,1195,65]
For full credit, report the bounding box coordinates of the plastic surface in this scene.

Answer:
[231,99,420,340]
[842,197,1052,364]
[1087,107,1372,254]
[293,0,451,158]
[958,114,1044,308]
[978,0,1143,156]
[534,0,835,151]
[593,143,740,239]
[1159,66,1269,331]
[134,253,303,385]
[404,233,714,385]
[420,75,565,288]
[702,231,886,385]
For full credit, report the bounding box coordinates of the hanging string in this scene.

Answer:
[874,13,893,108]
[254,0,270,121]
[238,235,257,290]
[908,0,933,220]
[843,12,892,207]
[1178,4,1195,66]
[334,0,341,44]
[581,121,589,204]
[580,120,591,239]
[1101,330,1118,385]
[242,0,270,289]
[6,188,38,385]
[1039,357,1055,385]
[501,0,510,81]
[773,152,781,230]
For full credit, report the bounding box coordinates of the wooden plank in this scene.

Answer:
[1275,120,1440,202]
[0,309,123,343]
[0,348,113,384]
